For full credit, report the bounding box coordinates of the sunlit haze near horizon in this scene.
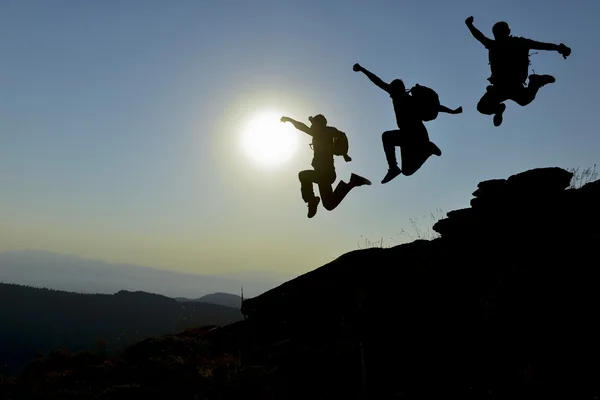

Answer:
[1,0,598,279]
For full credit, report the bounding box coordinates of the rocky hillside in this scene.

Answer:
[240,166,600,399]
[2,167,599,399]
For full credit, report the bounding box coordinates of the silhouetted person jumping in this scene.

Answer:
[465,16,571,127]
[353,63,462,184]
[280,114,372,218]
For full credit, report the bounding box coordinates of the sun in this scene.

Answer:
[241,111,299,166]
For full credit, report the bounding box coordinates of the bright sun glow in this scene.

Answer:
[241,111,299,166]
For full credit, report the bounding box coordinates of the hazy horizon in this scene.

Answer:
[1,1,598,277]
[0,249,291,298]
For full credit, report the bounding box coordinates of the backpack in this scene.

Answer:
[331,128,349,157]
[409,84,440,122]
[309,127,350,158]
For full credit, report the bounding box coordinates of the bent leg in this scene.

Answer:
[320,173,371,211]
[510,74,556,107]
[478,85,511,126]
[401,145,433,176]
[399,124,438,176]
[382,130,406,168]
[298,170,318,203]
[511,88,536,107]
[316,170,336,211]
[299,170,322,218]
[477,86,506,115]
[320,181,344,211]
[511,75,555,107]
[381,129,412,184]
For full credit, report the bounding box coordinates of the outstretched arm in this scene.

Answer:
[280,116,312,135]
[523,39,571,58]
[465,16,493,48]
[439,105,463,115]
[353,63,391,93]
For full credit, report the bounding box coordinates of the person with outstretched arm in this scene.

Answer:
[465,16,571,127]
[280,114,371,218]
[352,63,462,184]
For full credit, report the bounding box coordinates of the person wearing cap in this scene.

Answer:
[280,114,372,218]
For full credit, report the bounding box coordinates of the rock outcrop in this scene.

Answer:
[432,167,589,240]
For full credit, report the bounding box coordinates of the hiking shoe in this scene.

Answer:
[381,166,402,184]
[493,103,506,127]
[307,196,320,218]
[528,74,555,89]
[429,142,442,156]
[350,173,372,187]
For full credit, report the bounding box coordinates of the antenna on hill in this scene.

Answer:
[240,285,246,320]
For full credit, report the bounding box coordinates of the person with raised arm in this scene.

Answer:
[280,114,371,218]
[465,16,571,127]
[353,63,462,184]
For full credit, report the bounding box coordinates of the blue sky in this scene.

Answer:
[0,0,598,277]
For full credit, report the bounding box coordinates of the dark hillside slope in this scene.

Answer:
[0,284,243,376]
[241,167,600,398]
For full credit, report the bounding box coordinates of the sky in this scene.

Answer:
[0,0,598,278]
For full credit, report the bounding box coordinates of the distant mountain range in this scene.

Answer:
[0,282,246,376]
[176,292,242,309]
[0,249,292,299]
